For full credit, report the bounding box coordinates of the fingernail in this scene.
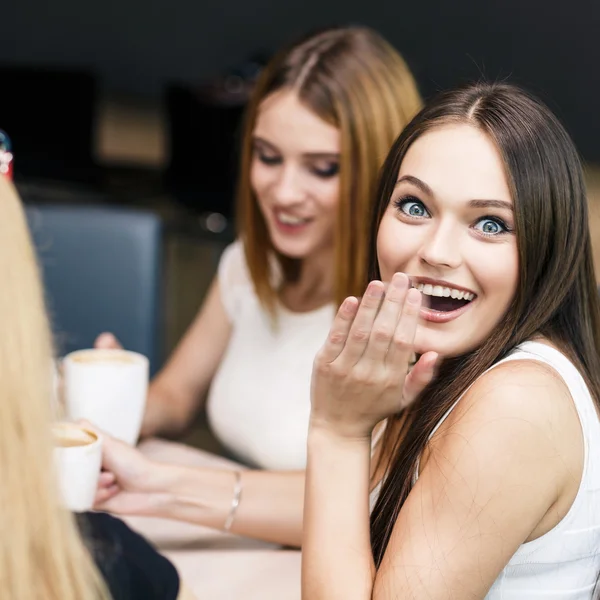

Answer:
[407,288,421,305]
[342,297,356,312]
[392,273,408,289]
[367,282,383,297]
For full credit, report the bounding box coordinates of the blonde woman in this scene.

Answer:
[94,26,422,547]
[0,175,195,599]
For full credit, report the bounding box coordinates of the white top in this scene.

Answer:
[372,341,600,598]
[206,241,334,470]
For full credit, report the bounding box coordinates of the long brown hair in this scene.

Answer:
[237,26,422,313]
[369,82,600,565]
[0,178,110,599]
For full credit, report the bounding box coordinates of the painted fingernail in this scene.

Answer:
[407,288,421,305]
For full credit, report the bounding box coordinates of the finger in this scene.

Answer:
[386,287,422,369]
[78,419,103,435]
[402,351,438,408]
[98,471,116,487]
[94,484,120,507]
[336,281,386,366]
[363,273,409,364]
[95,333,122,350]
[318,296,359,363]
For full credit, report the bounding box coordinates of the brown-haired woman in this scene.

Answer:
[94,26,422,547]
[303,81,600,598]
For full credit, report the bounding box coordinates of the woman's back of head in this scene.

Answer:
[238,26,422,311]
[0,177,109,599]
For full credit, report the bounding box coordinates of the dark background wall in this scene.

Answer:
[1,0,599,158]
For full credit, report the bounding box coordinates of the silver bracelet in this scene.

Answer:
[223,471,243,531]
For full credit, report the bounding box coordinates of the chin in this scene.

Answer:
[413,328,462,360]
[269,237,312,260]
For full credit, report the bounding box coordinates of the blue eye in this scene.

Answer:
[474,217,510,236]
[395,197,430,218]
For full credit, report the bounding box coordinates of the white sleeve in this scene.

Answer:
[217,240,252,322]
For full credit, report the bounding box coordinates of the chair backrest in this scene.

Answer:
[25,204,163,374]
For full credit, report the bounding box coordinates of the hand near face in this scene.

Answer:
[310,273,438,440]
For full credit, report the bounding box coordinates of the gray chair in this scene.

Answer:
[25,204,163,374]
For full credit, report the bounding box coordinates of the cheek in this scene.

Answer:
[477,246,519,304]
[314,179,340,213]
[376,215,415,280]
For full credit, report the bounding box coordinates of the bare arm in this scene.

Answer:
[304,361,580,599]
[104,276,229,439]
[95,435,306,547]
[151,465,306,547]
[97,277,232,438]
[145,277,232,437]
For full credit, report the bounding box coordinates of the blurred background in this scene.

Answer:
[1,0,599,447]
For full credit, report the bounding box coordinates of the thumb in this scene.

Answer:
[78,420,127,467]
[94,333,122,350]
[402,351,439,408]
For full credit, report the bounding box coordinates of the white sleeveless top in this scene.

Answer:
[372,342,600,598]
[206,241,334,470]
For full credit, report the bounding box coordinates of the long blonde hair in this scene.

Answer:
[0,178,110,599]
[237,26,422,313]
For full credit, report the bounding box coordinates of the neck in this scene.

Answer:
[280,246,335,312]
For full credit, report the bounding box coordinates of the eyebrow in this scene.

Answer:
[395,175,513,211]
[252,136,340,160]
[395,175,433,195]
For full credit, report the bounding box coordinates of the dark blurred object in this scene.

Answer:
[25,204,163,374]
[164,84,244,221]
[164,55,268,223]
[0,129,13,179]
[0,66,98,185]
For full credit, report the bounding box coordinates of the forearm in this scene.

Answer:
[147,463,305,546]
[141,381,199,439]
[302,427,375,600]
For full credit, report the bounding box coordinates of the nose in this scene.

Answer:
[418,221,462,269]
[272,165,306,206]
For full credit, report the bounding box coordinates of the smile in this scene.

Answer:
[273,210,314,233]
[412,279,477,324]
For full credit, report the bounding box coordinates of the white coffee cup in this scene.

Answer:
[53,422,102,512]
[63,349,149,445]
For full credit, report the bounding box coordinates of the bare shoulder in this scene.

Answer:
[443,357,578,437]
[425,357,583,510]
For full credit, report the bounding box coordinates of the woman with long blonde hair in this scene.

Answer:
[0,175,195,599]
[94,26,422,547]
[0,175,110,600]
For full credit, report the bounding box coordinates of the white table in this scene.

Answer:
[123,438,301,599]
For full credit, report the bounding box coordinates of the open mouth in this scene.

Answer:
[413,282,476,313]
[274,210,313,228]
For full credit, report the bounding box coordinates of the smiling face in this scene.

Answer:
[250,89,341,262]
[376,123,519,358]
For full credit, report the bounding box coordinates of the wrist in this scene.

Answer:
[308,423,373,454]
[152,465,239,529]
[308,418,374,446]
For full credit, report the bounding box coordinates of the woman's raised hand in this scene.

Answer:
[310,273,438,440]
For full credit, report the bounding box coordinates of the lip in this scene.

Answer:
[410,276,477,297]
[420,299,474,323]
[272,209,313,235]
